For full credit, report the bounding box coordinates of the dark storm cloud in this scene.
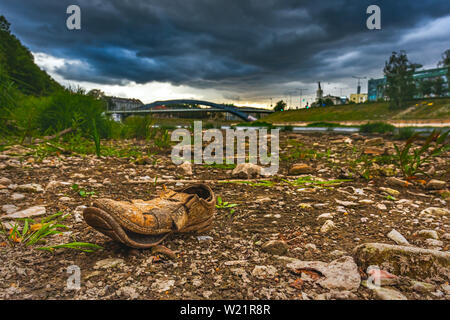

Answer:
[1,0,449,95]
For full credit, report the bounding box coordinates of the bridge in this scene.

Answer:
[106,99,273,122]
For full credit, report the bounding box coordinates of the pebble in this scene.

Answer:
[11,193,25,201]
[1,206,46,219]
[321,220,336,233]
[251,266,277,279]
[420,207,449,217]
[94,258,124,270]
[197,236,213,242]
[374,287,407,300]
[261,240,288,255]
[0,177,12,185]
[426,179,446,190]
[179,161,193,176]
[415,230,439,240]
[2,204,18,214]
[151,279,175,293]
[14,183,44,193]
[379,187,400,197]
[289,163,314,175]
[387,229,409,245]
[424,239,443,248]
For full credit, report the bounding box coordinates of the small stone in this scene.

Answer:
[287,256,361,291]
[377,203,387,210]
[251,265,277,279]
[305,243,317,251]
[45,181,71,190]
[335,199,358,207]
[425,239,443,248]
[317,213,334,221]
[179,161,193,176]
[151,279,175,293]
[420,207,449,217]
[15,183,44,193]
[119,286,139,299]
[411,281,436,293]
[330,250,346,258]
[261,240,288,255]
[11,193,25,201]
[1,206,46,220]
[197,236,213,242]
[426,179,446,190]
[379,187,400,197]
[135,156,152,165]
[321,220,336,233]
[387,229,409,245]
[363,147,386,156]
[415,230,439,240]
[232,163,261,178]
[2,204,18,214]
[289,163,314,175]
[59,196,72,202]
[387,177,409,188]
[373,287,407,300]
[94,258,124,270]
[442,284,450,295]
[364,137,384,146]
[0,177,12,185]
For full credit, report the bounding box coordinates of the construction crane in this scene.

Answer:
[352,76,367,94]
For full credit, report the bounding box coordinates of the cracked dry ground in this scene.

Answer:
[0,131,449,300]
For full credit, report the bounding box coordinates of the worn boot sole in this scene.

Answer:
[83,184,215,249]
[84,207,171,248]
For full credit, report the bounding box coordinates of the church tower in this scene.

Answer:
[316,81,323,102]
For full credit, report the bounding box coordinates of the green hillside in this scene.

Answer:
[0,16,61,95]
[263,98,450,123]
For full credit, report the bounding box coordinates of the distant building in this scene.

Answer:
[350,93,368,103]
[368,67,449,101]
[323,94,345,105]
[106,97,143,111]
[316,81,323,102]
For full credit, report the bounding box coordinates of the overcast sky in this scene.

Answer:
[1,0,449,107]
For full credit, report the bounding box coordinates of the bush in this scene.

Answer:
[35,89,110,137]
[360,122,395,134]
[396,127,416,140]
[0,72,19,136]
[121,115,154,139]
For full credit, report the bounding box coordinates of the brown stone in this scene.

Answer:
[426,179,446,190]
[261,240,288,255]
[363,147,386,156]
[289,163,314,175]
[364,137,384,146]
[387,177,409,188]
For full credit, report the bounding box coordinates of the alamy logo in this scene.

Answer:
[171,121,279,176]
[66,5,81,30]
[366,5,381,30]
[66,265,81,290]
